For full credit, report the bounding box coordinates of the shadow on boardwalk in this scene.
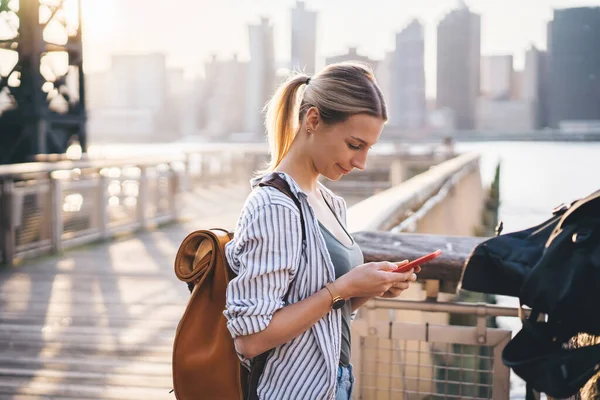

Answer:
[0,182,250,399]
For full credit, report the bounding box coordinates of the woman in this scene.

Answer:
[224,62,418,400]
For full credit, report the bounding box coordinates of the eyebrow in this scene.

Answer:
[350,136,377,146]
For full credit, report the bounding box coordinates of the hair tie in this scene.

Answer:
[305,77,311,85]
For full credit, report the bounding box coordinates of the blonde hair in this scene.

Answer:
[260,62,387,174]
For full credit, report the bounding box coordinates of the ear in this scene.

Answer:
[304,107,320,134]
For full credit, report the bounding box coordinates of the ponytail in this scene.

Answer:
[261,74,309,174]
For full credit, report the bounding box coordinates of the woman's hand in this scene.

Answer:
[381,263,420,298]
[333,260,418,299]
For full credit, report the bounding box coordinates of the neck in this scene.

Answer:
[274,142,320,195]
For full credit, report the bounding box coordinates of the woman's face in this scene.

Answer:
[307,111,384,181]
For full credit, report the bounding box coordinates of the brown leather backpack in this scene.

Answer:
[172,173,305,400]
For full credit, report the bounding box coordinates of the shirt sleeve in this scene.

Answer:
[224,202,303,340]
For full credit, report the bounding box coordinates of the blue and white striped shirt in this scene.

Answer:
[224,172,349,400]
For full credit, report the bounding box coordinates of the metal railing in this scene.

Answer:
[0,145,271,266]
[352,299,523,399]
[1,164,180,264]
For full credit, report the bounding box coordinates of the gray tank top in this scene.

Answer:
[318,220,363,367]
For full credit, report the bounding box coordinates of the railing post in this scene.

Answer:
[200,154,210,184]
[137,166,148,230]
[1,180,16,266]
[184,152,192,191]
[390,159,404,186]
[169,164,179,220]
[98,171,109,239]
[50,175,64,253]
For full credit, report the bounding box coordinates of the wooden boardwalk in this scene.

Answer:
[0,182,251,399]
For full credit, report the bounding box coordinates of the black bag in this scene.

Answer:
[461,189,600,398]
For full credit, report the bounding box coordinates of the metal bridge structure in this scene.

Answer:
[0,0,86,164]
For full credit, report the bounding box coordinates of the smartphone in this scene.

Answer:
[392,249,442,273]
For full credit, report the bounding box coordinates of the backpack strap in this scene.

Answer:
[257,173,306,244]
[245,173,307,400]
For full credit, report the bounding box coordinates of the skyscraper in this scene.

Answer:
[523,46,549,129]
[291,1,317,74]
[245,17,276,135]
[547,7,600,128]
[202,55,248,138]
[481,55,513,100]
[374,51,394,110]
[436,5,481,130]
[390,19,426,130]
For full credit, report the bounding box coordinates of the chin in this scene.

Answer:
[320,170,343,182]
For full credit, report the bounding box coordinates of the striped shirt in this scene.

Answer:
[224,172,350,400]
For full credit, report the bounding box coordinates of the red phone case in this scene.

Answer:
[393,249,442,273]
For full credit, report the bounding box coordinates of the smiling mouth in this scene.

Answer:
[338,164,350,174]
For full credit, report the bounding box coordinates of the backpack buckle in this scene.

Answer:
[552,203,568,215]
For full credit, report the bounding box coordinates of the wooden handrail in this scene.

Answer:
[347,152,481,232]
[354,231,487,293]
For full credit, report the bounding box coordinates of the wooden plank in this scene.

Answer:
[0,353,170,373]
[0,379,174,399]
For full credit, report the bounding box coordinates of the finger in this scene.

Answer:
[384,286,407,298]
[378,261,401,272]
[414,265,422,273]
[378,260,409,273]
[388,269,414,283]
[391,282,410,290]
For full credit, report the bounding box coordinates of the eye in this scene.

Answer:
[347,143,361,150]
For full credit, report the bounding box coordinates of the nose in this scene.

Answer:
[351,151,367,171]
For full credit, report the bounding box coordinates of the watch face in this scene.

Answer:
[332,298,346,310]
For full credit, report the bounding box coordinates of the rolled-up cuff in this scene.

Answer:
[224,298,284,339]
[226,313,272,339]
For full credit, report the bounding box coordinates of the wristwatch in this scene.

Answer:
[324,283,346,310]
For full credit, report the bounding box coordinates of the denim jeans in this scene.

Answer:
[335,364,354,400]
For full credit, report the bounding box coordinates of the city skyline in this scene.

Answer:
[81,0,600,97]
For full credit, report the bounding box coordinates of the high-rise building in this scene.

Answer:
[477,54,538,131]
[390,19,426,130]
[547,7,600,128]
[481,55,513,100]
[325,47,378,71]
[109,54,167,110]
[374,51,394,110]
[86,53,182,142]
[291,1,317,75]
[201,55,248,138]
[476,100,535,132]
[245,17,276,135]
[436,5,481,130]
[523,45,549,128]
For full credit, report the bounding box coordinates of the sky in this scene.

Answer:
[76,0,600,97]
